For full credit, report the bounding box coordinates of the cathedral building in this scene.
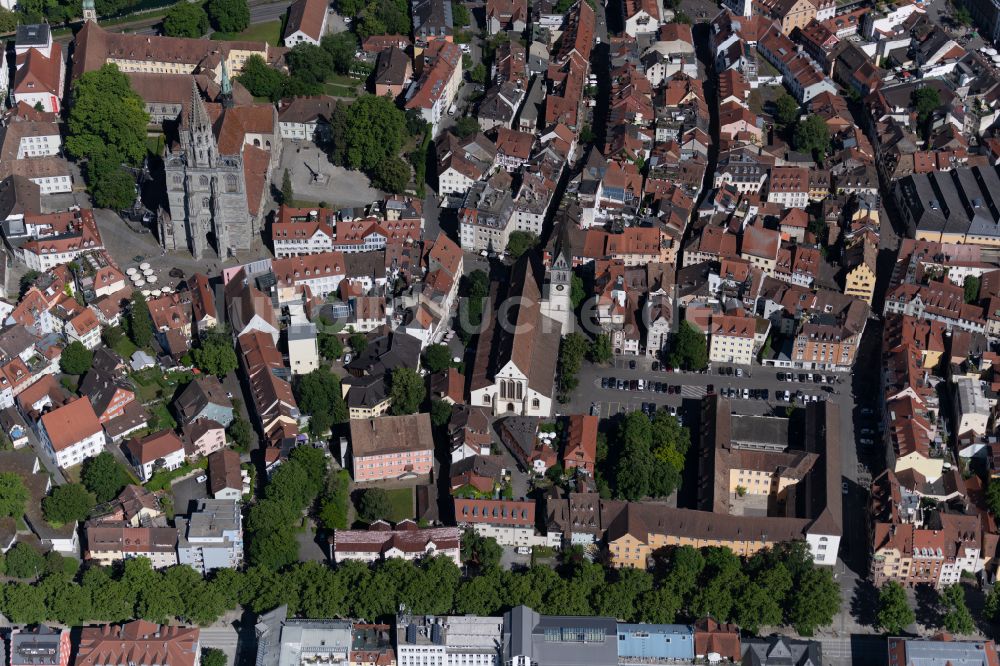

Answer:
[468,256,565,417]
[160,81,280,259]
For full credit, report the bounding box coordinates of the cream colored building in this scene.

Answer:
[709,315,756,366]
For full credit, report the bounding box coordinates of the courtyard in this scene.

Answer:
[278,141,384,209]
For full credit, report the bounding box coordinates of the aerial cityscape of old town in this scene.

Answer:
[0,0,998,662]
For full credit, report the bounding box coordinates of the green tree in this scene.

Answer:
[163,1,209,37]
[506,231,538,259]
[557,332,588,398]
[319,333,344,360]
[940,584,975,635]
[964,275,980,304]
[954,6,972,25]
[469,63,487,84]
[318,469,351,530]
[789,567,840,635]
[775,93,800,127]
[0,7,18,32]
[82,452,132,502]
[286,43,334,86]
[227,417,254,452]
[588,334,613,364]
[60,340,93,375]
[237,55,288,101]
[452,1,469,25]
[193,341,238,377]
[19,271,40,298]
[349,332,369,355]
[207,0,249,31]
[358,488,392,522]
[321,32,359,74]
[202,649,227,666]
[86,151,139,211]
[793,114,831,160]
[296,368,348,424]
[453,116,480,138]
[372,156,411,193]
[67,64,149,167]
[389,367,425,415]
[424,344,452,373]
[461,531,503,569]
[667,321,707,371]
[876,581,915,634]
[42,483,96,525]
[912,87,941,138]
[339,94,407,172]
[1,583,47,623]
[281,169,294,205]
[5,542,45,579]
[983,584,1000,623]
[430,399,452,427]
[128,292,154,348]
[0,473,28,519]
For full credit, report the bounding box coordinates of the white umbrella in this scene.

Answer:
[139,262,151,270]
[161,286,172,293]
[147,275,158,284]
[142,268,154,277]
[126,267,138,276]
[988,47,998,55]
[991,54,1000,63]
[151,289,162,298]
[135,279,146,287]
[130,274,142,283]
[141,290,151,297]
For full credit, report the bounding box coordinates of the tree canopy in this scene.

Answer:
[389,367,425,415]
[358,488,392,523]
[163,1,209,37]
[775,93,800,127]
[423,344,452,374]
[793,114,831,161]
[667,321,707,371]
[237,55,289,102]
[207,0,249,32]
[82,452,132,503]
[506,231,539,260]
[127,292,154,348]
[60,341,93,375]
[612,409,689,501]
[193,340,238,378]
[42,483,96,525]
[67,64,149,167]
[588,334,613,364]
[295,369,348,426]
[0,473,28,519]
[876,581,914,634]
[940,584,975,635]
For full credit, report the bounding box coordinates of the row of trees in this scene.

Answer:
[161,0,251,37]
[0,540,841,635]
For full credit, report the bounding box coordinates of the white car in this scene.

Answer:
[460,44,471,53]
[196,474,207,483]
[515,546,531,555]
[343,16,352,23]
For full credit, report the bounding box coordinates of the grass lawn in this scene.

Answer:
[63,464,83,484]
[145,457,208,492]
[385,487,414,522]
[323,83,359,98]
[113,337,139,361]
[150,403,177,430]
[211,20,283,45]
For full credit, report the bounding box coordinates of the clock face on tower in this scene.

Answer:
[556,285,565,291]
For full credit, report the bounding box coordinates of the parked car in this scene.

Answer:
[196,475,207,483]
[735,368,743,377]
[629,360,637,370]
[652,361,659,371]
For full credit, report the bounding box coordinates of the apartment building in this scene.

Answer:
[125,430,186,482]
[38,397,103,469]
[454,498,558,548]
[176,499,244,574]
[84,521,178,568]
[708,315,756,366]
[76,621,199,666]
[396,613,502,666]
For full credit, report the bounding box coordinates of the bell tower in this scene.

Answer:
[82,0,97,23]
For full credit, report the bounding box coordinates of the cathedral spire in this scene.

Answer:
[189,78,211,131]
